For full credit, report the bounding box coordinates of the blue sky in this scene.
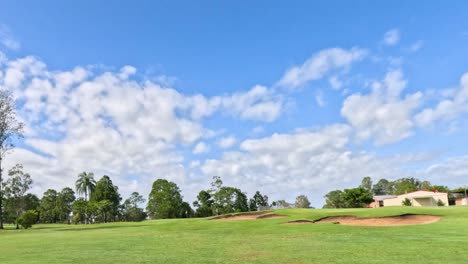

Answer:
[1,1,468,206]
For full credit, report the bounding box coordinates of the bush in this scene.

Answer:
[437,199,445,206]
[72,213,82,224]
[402,198,412,206]
[18,210,39,229]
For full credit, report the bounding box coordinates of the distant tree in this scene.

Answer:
[71,198,88,224]
[75,172,96,224]
[210,176,223,193]
[372,179,394,195]
[341,187,373,208]
[402,198,412,206]
[90,175,121,222]
[430,185,450,193]
[23,193,40,212]
[273,200,293,209]
[39,189,59,223]
[294,195,311,208]
[122,192,146,222]
[57,187,76,224]
[212,186,249,214]
[0,89,25,229]
[392,177,421,195]
[179,202,194,218]
[250,191,269,211]
[323,190,344,208]
[360,177,373,192]
[193,190,214,217]
[18,210,39,229]
[146,179,184,219]
[2,164,33,229]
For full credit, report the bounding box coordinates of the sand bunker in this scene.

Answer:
[285,214,442,226]
[211,211,287,221]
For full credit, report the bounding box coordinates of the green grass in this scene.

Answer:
[1,206,468,263]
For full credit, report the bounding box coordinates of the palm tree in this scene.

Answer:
[75,172,96,224]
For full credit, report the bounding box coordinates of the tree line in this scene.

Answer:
[323,176,459,208]
[0,167,313,229]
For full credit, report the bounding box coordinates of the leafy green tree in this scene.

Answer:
[57,187,75,223]
[392,177,421,195]
[18,210,38,229]
[213,186,248,214]
[179,202,194,218]
[90,175,121,222]
[71,198,88,224]
[0,89,24,229]
[75,172,96,224]
[146,179,184,219]
[122,192,147,222]
[372,178,394,195]
[323,190,344,208]
[294,195,311,208]
[360,177,373,192]
[402,198,412,206]
[193,190,214,217]
[39,189,59,223]
[341,187,373,208]
[23,193,40,212]
[2,164,33,229]
[250,191,269,211]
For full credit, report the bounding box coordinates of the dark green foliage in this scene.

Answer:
[122,192,147,222]
[341,187,374,208]
[212,186,249,215]
[17,210,38,229]
[90,175,121,222]
[57,187,75,223]
[360,177,373,192]
[250,191,269,211]
[71,198,88,223]
[193,190,214,217]
[402,198,412,206]
[372,178,394,195]
[39,189,59,223]
[179,202,194,218]
[437,199,445,206]
[323,190,344,208]
[294,195,311,208]
[146,179,184,219]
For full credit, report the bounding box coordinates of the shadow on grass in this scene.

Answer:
[55,224,145,232]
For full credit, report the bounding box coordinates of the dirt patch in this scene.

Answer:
[314,214,442,226]
[284,220,314,224]
[256,213,288,220]
[211,211,273,221]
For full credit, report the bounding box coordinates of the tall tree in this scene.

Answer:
[192,190,213,217]
[57,187,76,223]
[372,178,394,195]
[39,189,59,223]
[212,186,248,215]
[122,192,146,222]
[251,191,269,211]
[341,187,374,208]
[90,175,121,222]
[146,179,184,219]
[360,177,373,192]
[2,164,32,229]
[75,172,96,224]
[323,190,344,208]
[294,195,311,208]
[0,90,24,229]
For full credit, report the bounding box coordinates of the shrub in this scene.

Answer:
[402,198,412,206]
[72,213,82,224]
[437,199,445,206]
[18,210,39,229]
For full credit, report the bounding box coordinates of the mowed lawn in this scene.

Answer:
[1,207,468,264]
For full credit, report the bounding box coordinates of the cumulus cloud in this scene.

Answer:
[193,142,210,154]
[202,124,401,205]
[0,55,284,201]
[383,29,400,46]
[277,48,366,89]
[217,136,237,149]
[341,70,422,145]
[0,24,20,51]
[415,73,468,127]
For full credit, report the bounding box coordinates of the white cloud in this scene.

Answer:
[277,48,366,89]
[329,76,343,90]
[409,40,424,52]
[217,136,237,149]
[193,142,210,154]
[315,91,326,107]
[202,124,401,205]
[415,72,468,127]
[383,29,400,46]
[0,24,20,51]
[341,70,422,145]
